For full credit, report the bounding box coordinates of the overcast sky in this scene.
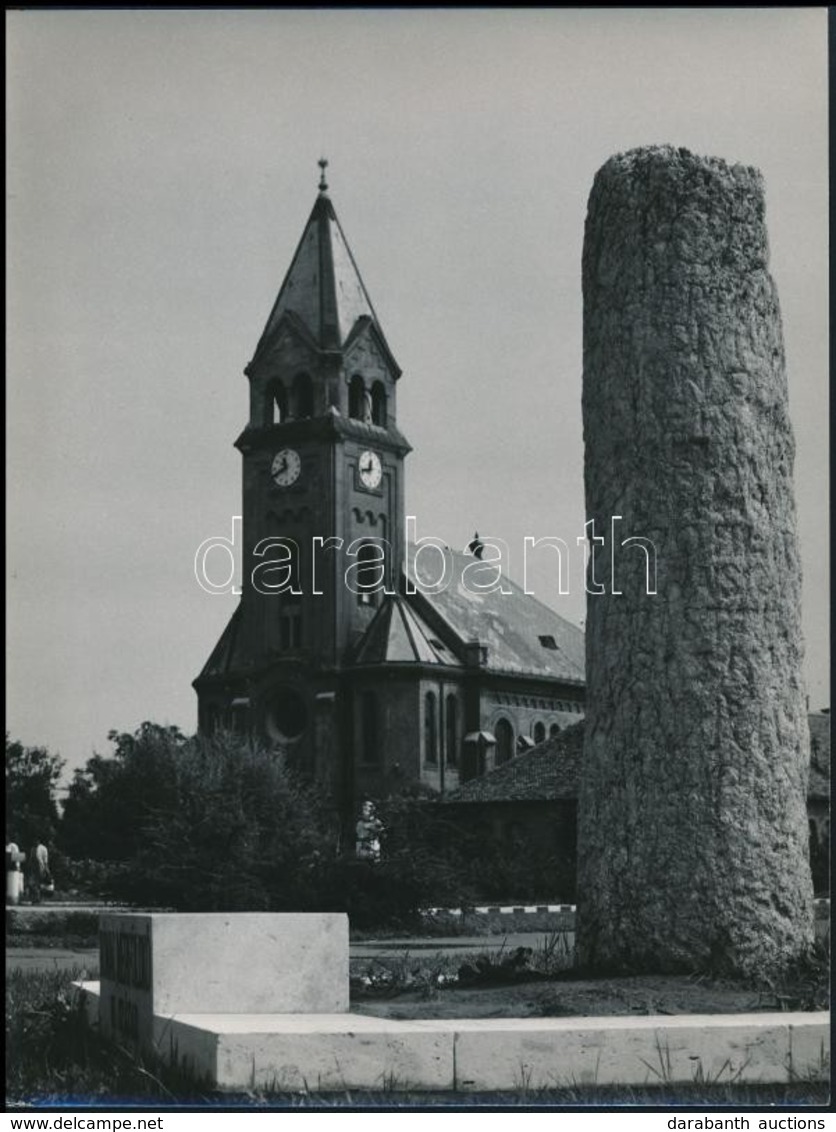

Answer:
[7,9,828,780]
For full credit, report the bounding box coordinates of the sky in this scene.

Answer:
[6,9,829,782]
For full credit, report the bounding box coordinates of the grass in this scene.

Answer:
[5,967,212,1106]
[6,963,829,1109]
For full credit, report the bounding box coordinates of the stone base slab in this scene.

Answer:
[74,982,829,1092]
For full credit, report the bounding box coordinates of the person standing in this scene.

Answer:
[355,801,383,863]
[5,837,25,904]
[26,838,51,903]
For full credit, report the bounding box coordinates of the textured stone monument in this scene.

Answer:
[577,146,814,975]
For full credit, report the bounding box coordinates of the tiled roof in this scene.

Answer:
[445,715,830,804]
[250,191,398,368]
[405,544,585,684]
[194,605,244,682]
[445,721,584,803]
[353,595,462,667]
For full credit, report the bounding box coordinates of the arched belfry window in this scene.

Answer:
[495,718,514,766]
[267,380,287,425]
[371,382,387,427]
[549,722,561,739]
[349,375,366,420]
[445,694,458,767]
[533,721,546,745]
[425,692,438,764]
[291,373,313,419]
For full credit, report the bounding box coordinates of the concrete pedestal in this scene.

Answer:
[99,912,348,1048]
[75,982,829,1092]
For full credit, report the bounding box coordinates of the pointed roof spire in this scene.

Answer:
[250,163,397,366]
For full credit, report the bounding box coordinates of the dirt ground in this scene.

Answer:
[352,973,799,1020]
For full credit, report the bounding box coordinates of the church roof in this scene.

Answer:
[445,721,585,803]
[250,186,396,365]
[405,544,585,683]
[353,595,461,667]
[446,714,830,804]
[194,605,244,683]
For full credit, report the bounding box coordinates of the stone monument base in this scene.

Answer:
[81,910,828,1092]
[75,981,827,1092]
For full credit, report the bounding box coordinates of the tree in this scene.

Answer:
[60,722,186,862]
[5,735,65,848]
[59,723,340,911]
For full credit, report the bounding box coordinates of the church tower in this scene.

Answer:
[195,163,586,815]
[194,162,410,798]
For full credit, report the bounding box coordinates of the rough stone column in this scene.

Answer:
[577,146,813,976]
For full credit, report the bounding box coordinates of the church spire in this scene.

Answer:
[250,164,388,362]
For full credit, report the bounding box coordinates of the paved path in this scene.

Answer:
[351,931,573,959]
[7,931,573,974]
[6,947,99,973]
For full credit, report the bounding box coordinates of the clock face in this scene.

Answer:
[271,448,301,487]
[358,450,382,490]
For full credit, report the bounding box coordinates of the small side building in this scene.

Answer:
[807,710,830,895]
[444,715,830,901]
[443,721,584,901]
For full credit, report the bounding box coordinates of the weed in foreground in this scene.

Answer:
[5,967,212,1107]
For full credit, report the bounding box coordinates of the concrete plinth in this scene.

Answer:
[99,913,348,1048]
[75,982,829,1092]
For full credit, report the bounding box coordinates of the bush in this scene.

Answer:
[131,732,344,911]
[59,726,341,913]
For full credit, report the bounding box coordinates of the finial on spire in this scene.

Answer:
[318,157,329,194]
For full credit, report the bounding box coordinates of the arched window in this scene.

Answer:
[277,541,302,649]
[425,692,438,764]
[445,694,458,767]
[266,381,287,425]
[291,373,313,419]
[371,381,387,427]
[279,597,302,650]
[533,721,546,745]
[356,542,382,607]
[549,722,561,739]
[360,691,379,765]
[495,717,514,766]
[349,375,366,420]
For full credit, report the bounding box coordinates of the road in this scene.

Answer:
[7,931,574,974]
